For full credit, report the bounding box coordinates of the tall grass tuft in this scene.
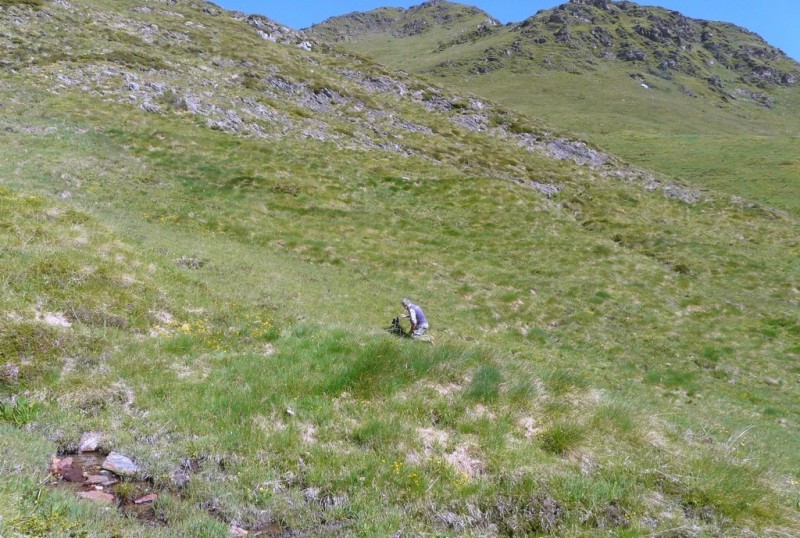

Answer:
[540,421,586,455]
[465,364,502,403]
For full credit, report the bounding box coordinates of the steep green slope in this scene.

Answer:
[309,0,800,214]
[1,0,800,536]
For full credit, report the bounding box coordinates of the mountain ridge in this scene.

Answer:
[309,0,800,104]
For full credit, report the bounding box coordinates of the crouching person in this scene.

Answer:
[401,298,431,342]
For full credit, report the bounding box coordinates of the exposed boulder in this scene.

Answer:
[591,26,614,47]
[555,25,572,43]
[620,47,647,62]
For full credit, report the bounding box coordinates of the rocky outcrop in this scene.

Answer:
[239,14,311,48]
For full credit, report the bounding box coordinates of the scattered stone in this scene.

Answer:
[134,493,158,504]
[662,183,703,204]
[78,490,116,504]
[544,139,608,167]
[765,377,782,386]
[79,432,103,453]
[0,363,20,382]
[85,474,117,486]
[102,452,139,476]
[177,256,204,269]
[527,181,561,198]
[451,113,488,132]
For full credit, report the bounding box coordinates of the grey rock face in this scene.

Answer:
[542,138,609,167]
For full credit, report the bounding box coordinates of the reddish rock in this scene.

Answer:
[62,463,86,483]
[77,490,115,504]
[134,493,158,505]
[51,456,73,475]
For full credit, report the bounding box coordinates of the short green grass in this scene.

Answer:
[1,0,799,536]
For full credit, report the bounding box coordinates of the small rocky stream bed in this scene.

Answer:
[48,451,160,524]
[48,448,280,536]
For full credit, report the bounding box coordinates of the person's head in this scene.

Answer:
[401,298,411,308]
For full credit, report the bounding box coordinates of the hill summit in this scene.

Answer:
[311,0,498,41]
[311,0,799,108]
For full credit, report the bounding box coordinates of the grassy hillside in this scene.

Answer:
[309,0,800,216]
[1,0,800,536]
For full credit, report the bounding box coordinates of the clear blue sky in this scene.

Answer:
[214,1,800,61]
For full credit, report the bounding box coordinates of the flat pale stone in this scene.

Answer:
[101,452,139,476]
[78,490,115,504]
[134,493,158,504]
